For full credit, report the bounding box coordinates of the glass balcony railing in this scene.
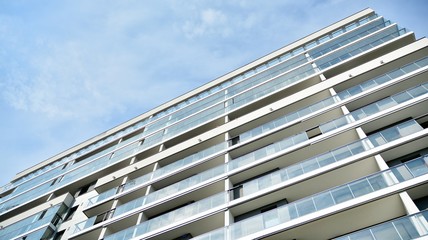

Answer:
[0,142,117,204]
[103,192,227,240]
[163,63,316,141]
[71,216,97,235]
[84,142,227,208]
[162,104,226,139]
[84,62,320,208]
[334,210,428,240]
[367,120,423,147]
[145,45,309,138]
[112,165,226,218]
[229,66,317,110]
[316,25,407,70]
[0,117,148,196]
[0,140,143,213]
[233,56,428,145]
[236,119,422,198]
[152,144,225,180]
[0,204,62,240]
[84,187,119,209]
[229,132,308,170]
[194,154,428,240]
[320,82,428,133]
[227,55,308,98]
[309,18,389,59]
[74,132,310,234]
[87,70,426,209]
[337,58,428,100]
[15,226,52,240]
[74,119,423,235]
[88,101,329,210]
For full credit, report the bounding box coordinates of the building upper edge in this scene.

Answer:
[12,8,374,181]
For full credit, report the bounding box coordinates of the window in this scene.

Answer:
[231,169,279,199]
[172,233,193,240]
[234,199,288,222]
[231,185,243,200]
[52,230,65,240]
[74,181,96,197]
[38,210,47,220]
[306,126,322,139]
[63,206,77,222]
[148,201,195,219]
[94,209,115,225]
[230,136,240,146]
[50,176,64,186]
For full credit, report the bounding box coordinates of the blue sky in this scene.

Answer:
[0,0,427,186]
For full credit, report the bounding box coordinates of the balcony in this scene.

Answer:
[70,119,427,239]
[194,154,428,239]
[334,210,428,240]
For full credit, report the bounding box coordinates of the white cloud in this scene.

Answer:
[201,8,227,25]
[182,8,231,38]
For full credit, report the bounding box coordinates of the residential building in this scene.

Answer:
[1,8,428,240]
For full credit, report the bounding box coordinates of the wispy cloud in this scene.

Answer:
[182,8,230,38]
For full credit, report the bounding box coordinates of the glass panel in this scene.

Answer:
[254,147,268,160]
[380,125,401,141]
[361,79,377,91]
[278,204,298,222]
[392,91,412,103]
[243,181,259,196]
[348,85,364,95]
[361,104,379,116]
[279,137,294,150]
[367,173,391,190]
[332,147,352,161]
[331,185,353,203]
[348,141,366,155]
[320,121,337,133]
[317,152,336,167]
[368,133,386,147]
[313,191,335,210]
[287,164,304,178]
[374,74,391,84]
[387,69,405,79]
[301,158,319,173]
[296,198,316,216]
[407,157,428,177]
[231,216,264,239]
[415,57,428,67]
[348,231,375,240]
[376,97,396,110]
[263,210,280,228]
[286,112,299,122]
[371,223,402,240]
[401,62,419,73]
[397,120,422,136]
[392,165,414,182]
[335,210,428,240]
[349,179,373,197]
[394,218,420,239]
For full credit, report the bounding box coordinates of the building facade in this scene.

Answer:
[1,8,428,240]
